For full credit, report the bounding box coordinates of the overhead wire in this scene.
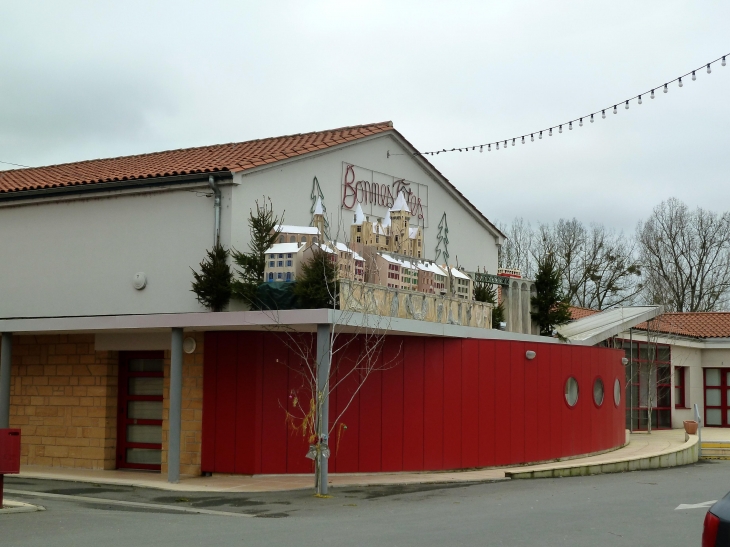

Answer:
[417,52,729,157]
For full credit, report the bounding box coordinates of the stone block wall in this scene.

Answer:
[339,279,493,328]
[161,332,204,477]
[7,334,118,469]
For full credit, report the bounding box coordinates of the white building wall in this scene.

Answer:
[671,345,702,429]
[230,134,500,275]
[0,187,229,317]
[0,133,500,319]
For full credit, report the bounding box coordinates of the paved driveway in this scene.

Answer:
[3,460,728,547]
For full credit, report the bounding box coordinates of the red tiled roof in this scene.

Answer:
[0,122,394,194]
[634,312,730,339]
[569,306,600,320]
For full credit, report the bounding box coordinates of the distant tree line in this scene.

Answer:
[499,197,730,312]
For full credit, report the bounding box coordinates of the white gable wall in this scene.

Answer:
[0,133,500,319]
[0,186,232,318]
[230,133,500,274]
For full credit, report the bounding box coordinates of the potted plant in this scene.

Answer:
[683,420,698,435]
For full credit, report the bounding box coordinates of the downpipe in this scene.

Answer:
[208,175,221,246]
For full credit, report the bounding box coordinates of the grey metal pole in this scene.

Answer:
[0,333,12,428]
[316,324,331,495]
[168,328,184,483]
[629,328,634,433]
[694,403,702,458]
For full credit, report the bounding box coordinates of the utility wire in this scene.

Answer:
[0,159,32,168]
[417,52,729,156]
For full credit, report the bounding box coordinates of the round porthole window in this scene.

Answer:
[564,377,579,407]
[593,378,604,406]
[614,378,621,406]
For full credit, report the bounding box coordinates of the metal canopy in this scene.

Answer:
[557,306,663,346]
[0,309,567,344]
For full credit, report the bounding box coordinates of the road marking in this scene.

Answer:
[675,500,717,510]
[4,489,255,518]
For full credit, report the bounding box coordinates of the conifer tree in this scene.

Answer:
[191,244,233,312]
[473,270,505,329]
[293,249,338,309]
[531,254,572,336]
[231,198,283,309]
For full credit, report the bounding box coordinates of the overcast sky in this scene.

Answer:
[2,1,729,232]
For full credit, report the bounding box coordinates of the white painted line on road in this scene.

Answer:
[675,500,717,510]
[4,489,255,518]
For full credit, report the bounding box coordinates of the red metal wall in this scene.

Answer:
[201,332,626,474]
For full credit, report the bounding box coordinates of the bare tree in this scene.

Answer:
[531,219,641,310]
[498,217,535,277]
[572,225,642,310]
[261,211,399,496]
[637,198,730,312]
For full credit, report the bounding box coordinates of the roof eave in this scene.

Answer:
[0,171,234,204]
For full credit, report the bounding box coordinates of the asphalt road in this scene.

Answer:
[3,460,729,547]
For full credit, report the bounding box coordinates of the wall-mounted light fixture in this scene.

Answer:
[526,350,536,360]
[183,337,197,354]
[132,272,147,290]
[621,357,629,365]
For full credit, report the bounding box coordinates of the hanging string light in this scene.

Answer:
[415,52,729,157]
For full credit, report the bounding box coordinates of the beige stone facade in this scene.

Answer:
[8,334,118,469]
[339,279,492,329]
[4,332,205,476]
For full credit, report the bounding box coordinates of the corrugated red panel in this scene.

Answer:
[214,333,238,472]
[461,339,479,468]
[477,340,496,467]
[332,337,361,472]
[200,332,628,475]
[494,341,511,466]
[423,338,444,470]
[381,336,405,472]
[359,336,383,473]
[509,341,525,464]
[260,338,289,474]
[287,336,315,474]
[442,339,462,470]
[234,332,263,474]
[523,344,538,464]
[536,344,551,462]
[549,344,564,460]
[402,337,425,471]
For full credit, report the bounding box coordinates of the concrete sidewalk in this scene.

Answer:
[12,429,695,493]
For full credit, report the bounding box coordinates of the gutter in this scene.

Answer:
[0,171,233,204]
[208,175,222,246]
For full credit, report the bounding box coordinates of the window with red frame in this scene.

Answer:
[674,366,686,408]
[620,339,672,430]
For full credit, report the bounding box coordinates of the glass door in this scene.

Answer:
[704,368,730,428]
[116,352,164,470]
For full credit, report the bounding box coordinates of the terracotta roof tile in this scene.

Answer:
[0,121,394,194]
[569,306,600,320]
[634,312,730,339]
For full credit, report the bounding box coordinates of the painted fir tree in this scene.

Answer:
[310,176,330,240]
[531,254,572,336]
[434,212,450,264]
